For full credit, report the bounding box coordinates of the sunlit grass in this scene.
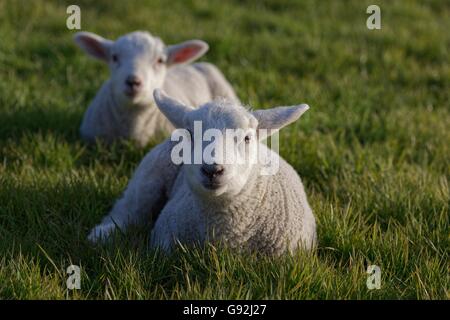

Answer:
[0,0,448,299]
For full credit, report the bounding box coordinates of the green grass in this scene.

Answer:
[0,0,448,299]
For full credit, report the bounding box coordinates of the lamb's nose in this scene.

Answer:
[125,75,142,89]
[201,164,225,179]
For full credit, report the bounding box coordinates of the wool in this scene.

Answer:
[149,145,317,255]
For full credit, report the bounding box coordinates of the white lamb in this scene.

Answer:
[88,90,317,255]
[74,31,239,147]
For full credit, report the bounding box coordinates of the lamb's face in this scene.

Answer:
[152,89,310,198]
[182,102,260,197]
[74,31,209,108]
[108,32,167,107]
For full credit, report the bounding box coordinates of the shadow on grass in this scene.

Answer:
[0,104,165,173]
[0,177,158,264]
[0,106,82,144]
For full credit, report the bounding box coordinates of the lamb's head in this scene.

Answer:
[153,89,309,198]
[74,31,208,107]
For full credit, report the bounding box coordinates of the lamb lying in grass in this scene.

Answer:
[74,31,239,147]
[88,89,316,255]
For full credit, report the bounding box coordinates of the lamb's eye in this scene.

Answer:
[156,56,165,64]
[112,54,119,63]
[244,135,251,144]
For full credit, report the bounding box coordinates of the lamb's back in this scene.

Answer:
[163,64,215,107]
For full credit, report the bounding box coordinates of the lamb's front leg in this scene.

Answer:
[88,140,179,243]
[87,177,165,242]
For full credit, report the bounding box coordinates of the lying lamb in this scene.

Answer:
[88,89,316,255]
[74,31,239,147]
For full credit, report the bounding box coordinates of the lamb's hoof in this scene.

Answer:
[87,223,116,244]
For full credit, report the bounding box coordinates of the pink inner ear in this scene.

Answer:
[171,46,201,63]
[82,36,108,60]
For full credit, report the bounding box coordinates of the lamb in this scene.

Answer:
[74,31,239,147]
[88,89,317,255]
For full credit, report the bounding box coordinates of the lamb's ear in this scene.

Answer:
[153,89,194,128]
[166,40,209,66]
[74,32,113,62]
[252,104,309,139]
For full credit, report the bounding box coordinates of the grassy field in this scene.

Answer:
[0,0,448,299]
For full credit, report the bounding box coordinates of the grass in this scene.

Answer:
[0,0,448,299]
